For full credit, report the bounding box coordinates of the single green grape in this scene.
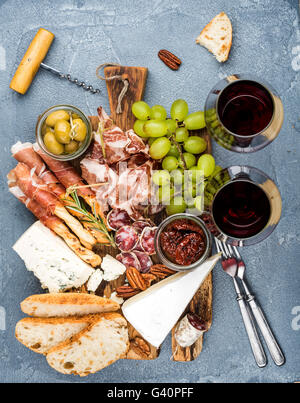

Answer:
[144,120,168,137]
[166,119,177,134]
[184,111,206,130]
[167,144,180,158]
[183,136,207,154]
[132,101,151,120]
[149,137,171,159]
[171,168,184,185]
[162,156,179,171]
[166,196,187,215]
[152,170,171,186]
[150,105,167,120]
[175,127,189,143]
[197,154,216,177]
[170,99,189,122]
[209,165,223,179]
[157,185,175,204]
[178,153,196,169]
[133,120,148,138]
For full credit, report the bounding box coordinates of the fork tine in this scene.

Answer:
[218,240,229,258]
[221,241,231,258]
[227,243,234,257]
[233,246,241,260]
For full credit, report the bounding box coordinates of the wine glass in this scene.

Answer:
[204,166,282,246]
[204,74,284,153]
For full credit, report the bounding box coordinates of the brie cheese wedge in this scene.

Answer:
[13,221,94,293]
[122,254,221,348]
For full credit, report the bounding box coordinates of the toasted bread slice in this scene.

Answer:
[20,293,120,318]
[15,315,100,354]
[196,12,232,62]
[46,313,129,376]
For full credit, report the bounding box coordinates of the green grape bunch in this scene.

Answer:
[131,99,219,216]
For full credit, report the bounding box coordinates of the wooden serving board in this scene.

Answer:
[91,65,213,362]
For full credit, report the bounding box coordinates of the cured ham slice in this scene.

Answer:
[115,226,139,252]
[14,163,96,250]
[107,209,131,231]
[116,252,141,271]
[12,142,65,198]
[7,171,101,267]
[12,142,107,244]
[140,227,157,255]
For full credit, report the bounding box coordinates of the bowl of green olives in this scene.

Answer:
[36,105,92,161]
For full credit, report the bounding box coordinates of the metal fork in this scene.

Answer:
[215,238,267,368]
[225,244,285,367]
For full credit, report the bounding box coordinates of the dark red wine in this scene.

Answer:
[217,80,274,136]
[212,180,271,239]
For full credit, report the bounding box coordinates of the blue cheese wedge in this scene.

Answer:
[122,254,221,348]
[13,221,93,293]
[101,255,126,281]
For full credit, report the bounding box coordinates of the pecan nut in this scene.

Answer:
[150,264,176,279]
[141,273,157,288]
[126,267,147,291]
[158,49,182,70]
[131,337,151,358]
[116,285,140,298]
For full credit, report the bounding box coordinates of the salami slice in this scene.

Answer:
[132,220,150,234]
[115,225,139,252]
[132,251,153,273]
[116,252,141,271]
[140,227,157,255]
[107,209,131,231]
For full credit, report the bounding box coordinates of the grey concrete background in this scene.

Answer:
[0,0,299,383]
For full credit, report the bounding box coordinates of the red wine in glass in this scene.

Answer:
[217,80,274,136]
[212,180,271,239]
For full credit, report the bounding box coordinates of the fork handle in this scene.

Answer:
[246,294,285,366]
[233,279,267,368]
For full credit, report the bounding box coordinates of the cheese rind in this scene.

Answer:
[13,221,93,292]
[122,254,220,348]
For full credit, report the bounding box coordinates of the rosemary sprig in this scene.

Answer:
[65,190,116,248]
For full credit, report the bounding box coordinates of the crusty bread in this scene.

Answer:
[46,313,129,376]
[20,293,120,318]
[196,12,232,62]
[15,315,99,354]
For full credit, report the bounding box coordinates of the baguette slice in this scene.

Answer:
[15,315,99,354]
[20,293,120,318]
[196,12,232,62]
[46,313,129,376]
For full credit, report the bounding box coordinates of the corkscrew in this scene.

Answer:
[10,28,101,95]
[40,63,101,94]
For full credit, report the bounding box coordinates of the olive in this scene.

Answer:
[44,132,64,155]
[45,110,70,127]
[54,119,71,144]
[72,119,87,141]
[71,113,80,120]
[65,140,79,154]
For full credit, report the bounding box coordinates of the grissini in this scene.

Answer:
[8,170,101,267]
[12,141,108,244]
[14,162,96,249]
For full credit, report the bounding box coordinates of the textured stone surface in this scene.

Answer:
[0,0,299,383]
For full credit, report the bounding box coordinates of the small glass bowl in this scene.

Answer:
[154,213,212,272]
[36,104,92,161]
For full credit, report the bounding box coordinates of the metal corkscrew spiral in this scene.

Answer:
[40,62,101,94]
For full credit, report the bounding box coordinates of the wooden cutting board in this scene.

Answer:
[92,65,213,362]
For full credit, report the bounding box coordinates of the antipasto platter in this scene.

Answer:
[12,12,285,376]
